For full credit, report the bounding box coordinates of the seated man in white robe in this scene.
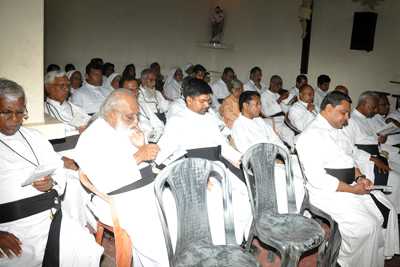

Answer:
[44,70,96,228]
[74,89,174,267]
[0,78,103,267]
[386,96,400,127]
[297,91,399,267]
[260,75,295,149]
[120,75,164,138]
[334,85,349,95]
[211,67,234,112]
[313,74,331,109]
[71,62,113,115]
[288,84,320,132]
[157,78,256,253]
[138,68,171,124]
[347,91,400,212]
[231,91,305,213]
[242,66,268,94]
[167,76,231,138]
[289,74,308,99]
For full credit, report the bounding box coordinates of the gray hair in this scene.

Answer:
[99,89,135,120]
[141,68,156,79]
[270,75,282,84]
[0,78,26,104]
[357,91,379,105]
[228,79,243,93]
[44,70,66,85]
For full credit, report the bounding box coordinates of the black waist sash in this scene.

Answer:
[218,99,224,104]
[355,144,389,185]
[50,134,80,152]
[185,146,246,184]
[324,167,355,185]
[0,190,62,266]
[270,111,285,118]
[108,165,155,196]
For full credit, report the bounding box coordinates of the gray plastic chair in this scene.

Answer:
[296,155,342,267]
[242,143,326,267]
[154,158,262,267]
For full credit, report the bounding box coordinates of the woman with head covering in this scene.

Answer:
[163,68,183,101]
[66,70,82,95]
[122,64,136,78]
[219,79,243,129]
[103,72,122,91]
[150,62,165,93]
[182,62,194,78]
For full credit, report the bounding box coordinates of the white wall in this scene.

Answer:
[45,0,400,108]
[0,0,44,123]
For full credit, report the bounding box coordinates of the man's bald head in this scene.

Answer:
[99,89,139,132]
[334,85,348,95]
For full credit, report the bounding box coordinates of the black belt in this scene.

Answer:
[325,167,355,185]
[50,134,80,152]
[0,190,62,266]
[355,144,389,185]
[156,112,167,125]
[325,166,389,229]
[108,165,155,195]
[270,111,285,118]
[218,99,224,104]
[392,144,400,148]
[185,146,246,184]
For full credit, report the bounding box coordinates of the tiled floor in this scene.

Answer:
[98,222,400,267]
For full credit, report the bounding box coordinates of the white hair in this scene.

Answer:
[99,89,135,120]
[44,70,66,85]
[357,91,379,105]
[0,78,26,104]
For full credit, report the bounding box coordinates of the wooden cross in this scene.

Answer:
[300,3,314,74]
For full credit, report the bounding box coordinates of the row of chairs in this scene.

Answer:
[79,143,341,267]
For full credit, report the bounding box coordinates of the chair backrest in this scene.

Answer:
[285,111,302,134]
[79,170,133,267]
[154,158,236,266]
[242,143,298,221]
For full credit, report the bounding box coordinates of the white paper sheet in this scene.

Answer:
[21,163,57,187]
[68,112,91,127]
[376,122,400,135]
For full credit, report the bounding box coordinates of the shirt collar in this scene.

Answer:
[352,108,366,119]
[46,97,65,107]
[315,113,337,131]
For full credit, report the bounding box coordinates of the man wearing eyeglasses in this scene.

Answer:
[260,75,295,150]
[347,91,400,214]
[158,78,254,252]
[138,68,171,124]
[0,78,103,267]
[71,62,113,115]
[44,70,96,228]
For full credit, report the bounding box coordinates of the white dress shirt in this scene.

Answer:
[289,86,300,98]
[288,99,320,131]
[260,89,289,116]
[313,87,329,109]
[211,78,230,111]
[138,86,171,114]
[243,79,268,94]
[71,82,113,114]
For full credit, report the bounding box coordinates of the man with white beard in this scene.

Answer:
[74,89,174,266]
[157,78,257,254]
[138,68,171,123]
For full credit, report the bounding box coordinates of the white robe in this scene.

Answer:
[211,78,230,111]
[347,109,400,212]
[0,127,103,267]
[44,98,96,228]
[386,108,400,144]
[157,107,252,245]
[313,87,328,109]
[296,114,399,267]
[288,99,320,131]
[74,118,173,267]
[242,79,268,94]
[138,85,171,114]
[137,100,165,137]
[289,86,300,99]
[231,114,305,214]
[260,89,295,148]
[70,82,113,114]
[166,96,231,138]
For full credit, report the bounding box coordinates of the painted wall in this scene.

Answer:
[0,0,44,123]
[44,0,400,108]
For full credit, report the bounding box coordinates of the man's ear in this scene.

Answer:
[186,96,192,105]
[44,84,51,94]
[243,102,249,110]
[85,73,89,80]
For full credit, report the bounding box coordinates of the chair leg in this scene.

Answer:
[317,239,326,267]
[266,248,276,263]
[96,221,104,245]
[245,227,255,253]
[281,249,300,267]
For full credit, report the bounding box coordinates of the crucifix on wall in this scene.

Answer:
[299,0,314,74]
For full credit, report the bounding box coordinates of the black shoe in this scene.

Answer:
[240,241,261,256]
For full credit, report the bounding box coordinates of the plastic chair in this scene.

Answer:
[79,169,133,267]
[285,111,302,134]
[296,155,342,267]
[242,143,326,267]
[154,158,262,267]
